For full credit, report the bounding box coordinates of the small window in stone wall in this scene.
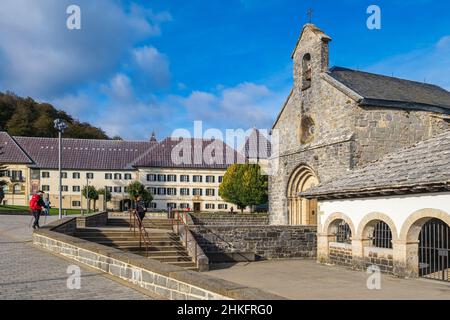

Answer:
[302,53,312,90]
[371,221,393,249]
[333,220,352,244]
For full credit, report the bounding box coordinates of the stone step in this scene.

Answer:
[75,229,175,235]
[101,244,187,251]
[145,251,190,257]
[75,234,179,241]
[169,261,197,268]
[73,223,198,271]
[107,222,174,227]
[136,254,193,263]
[108,218,174,225]
[91,240,183,246]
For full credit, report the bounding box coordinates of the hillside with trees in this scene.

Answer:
[0,91,109,139]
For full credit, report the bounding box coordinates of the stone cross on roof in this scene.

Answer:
[307,8,313,24]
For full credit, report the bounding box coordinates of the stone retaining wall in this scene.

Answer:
[77,211,108,228]
[33,217,284,300]
[190,213,269,226]
[192,225,317,260]
[176,223,210,272]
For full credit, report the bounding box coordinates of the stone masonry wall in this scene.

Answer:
[190,213,270,226]
[364,247,394,274]
[191,225,317,260]
[354,108,450,166]
[269,137,355,225]
[329,243,353,267]
[77,212,108,228]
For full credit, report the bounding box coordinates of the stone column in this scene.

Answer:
[317,233,335,263]
[351,238,370,270]
[393,240,419,278]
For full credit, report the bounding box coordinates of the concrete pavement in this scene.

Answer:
[206,260,450,300]
[0,215,155,300]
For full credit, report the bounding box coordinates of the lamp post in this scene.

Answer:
[86,177,90,215]
[54,119,68,219]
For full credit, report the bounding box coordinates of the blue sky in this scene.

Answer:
[0,0,449,140]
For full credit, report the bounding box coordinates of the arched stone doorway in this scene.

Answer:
[286,165,319,226]
[400,209,450,280]
[418,219,449,281]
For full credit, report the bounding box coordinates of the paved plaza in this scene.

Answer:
[207,260,450,300]
[1,214,449,300]
[0,215,155,300]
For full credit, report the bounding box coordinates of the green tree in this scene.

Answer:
[97,188,112,203]
[219,164,268,213]
[126,181,153,204]
[82,185,98,212]
[0,91,110,139]
[6,103,34,136]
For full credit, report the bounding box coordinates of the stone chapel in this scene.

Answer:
[269,23,450,226]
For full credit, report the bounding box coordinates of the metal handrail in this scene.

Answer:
[173,210,198,266]
[129,209,151,257]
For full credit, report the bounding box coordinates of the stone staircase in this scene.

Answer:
[107,218,174,230]
[74,218,198,270]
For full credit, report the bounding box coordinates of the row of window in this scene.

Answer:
[147,187,217,197]
[42,172,133,180]
[164,203,228,210]
[2,184,22,193]
[68,201,229,210]
[333,220,393,249]
[0,170,24,181]
[40,185,220,196]
[146,174,223,183]
[41,186,128,193]
[40,172,224,183]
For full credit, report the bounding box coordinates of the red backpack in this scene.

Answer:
[29,194,42,211]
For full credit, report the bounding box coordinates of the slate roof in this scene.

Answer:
[328,67,450,114]
[0,132,33,164]
[242,129,272,160]
[301,131,450,200]
[13,136,156,170]
[132,137,244,169]
[0,132,240,170]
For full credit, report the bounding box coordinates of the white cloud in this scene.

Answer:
[51,92,97,120]
[175,82,287,129]
[132,46,171,89]
[437,36,450,50]
[0,0,171,98]
[102,74,134,102]
[92,73,178,140]
[52,78,287,140]
[366,35,450,90]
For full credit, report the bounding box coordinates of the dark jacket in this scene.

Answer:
[136,200,147,214]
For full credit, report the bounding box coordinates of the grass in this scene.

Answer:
[0,205,82,216]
